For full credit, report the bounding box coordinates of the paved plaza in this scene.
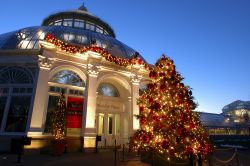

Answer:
[0,149,150,166]
[1,148,249,166]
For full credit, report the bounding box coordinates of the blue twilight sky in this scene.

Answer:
[0,0,249,114]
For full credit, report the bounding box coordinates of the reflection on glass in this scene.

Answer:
[63,33,75,42]
[0,96,7,128]
[63,19,73,27]
[97,83,119,97]
[108,115,113,135]
[5,96,31,132]
[139,84,148,96]
[86,22,95,31]
[54,20,62,26]
[50,70,84,87]
[104,30,109,35]
[76,35,87,44]
[96,26,103,34]
[49,86,66,94]
[98,114,104,135]
[44,95,59,133]
[74,20,84,28]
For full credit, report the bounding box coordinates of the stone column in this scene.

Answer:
[28,55,54,136]
[82,64,99,149]
[123,97,131,144]
[130,74,141,134]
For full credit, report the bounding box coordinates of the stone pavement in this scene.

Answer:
[4,149,249,166]
[0,149,150,166]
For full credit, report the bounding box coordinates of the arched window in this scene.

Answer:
[0,66,33,84]
[50,70,84,87]
[97,83,119,97]
[0,66,34,133]
[45,69,85,134]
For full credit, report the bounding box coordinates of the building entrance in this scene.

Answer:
[96,112,121,147]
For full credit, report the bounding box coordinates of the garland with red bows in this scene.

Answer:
[45,34,151,69]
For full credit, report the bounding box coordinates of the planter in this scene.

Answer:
[53,139,66,156]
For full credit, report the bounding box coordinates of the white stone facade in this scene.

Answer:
[0,45,149,151]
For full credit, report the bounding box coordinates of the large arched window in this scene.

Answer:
[0,66,33,84]
[50,70,84,87]
[0,66,34,133]
[45,69,85,135]
[97,83,119,97]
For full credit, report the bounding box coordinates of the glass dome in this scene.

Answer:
[0,4,147,60]
[42,4,115,37]
[0,26,137,59]
[222,100,250,113]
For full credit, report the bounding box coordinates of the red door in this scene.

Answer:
[67,97,84,136]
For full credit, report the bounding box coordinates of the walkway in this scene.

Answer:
[0,150,150,166]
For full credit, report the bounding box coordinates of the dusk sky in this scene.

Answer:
[0,0,249,114]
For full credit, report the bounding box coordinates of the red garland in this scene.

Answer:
[45,33,150,69]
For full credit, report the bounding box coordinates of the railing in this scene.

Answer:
[96,139,248,166]
[209,148,240,166]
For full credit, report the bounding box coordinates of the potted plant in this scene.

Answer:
[52,92,67,156]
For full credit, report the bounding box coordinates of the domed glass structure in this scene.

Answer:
[0,3,150,152]
[0,4,138,59]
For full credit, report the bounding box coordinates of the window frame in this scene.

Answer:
[97,83,120,97]
[0,66,35,135]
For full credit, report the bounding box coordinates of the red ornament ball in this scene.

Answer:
[169,124,176,130]
[139,106,144,113]
[149,71,158,78]
[161,140,170,149]
[159,72,165,77]
[152,102,161,111]
[189,122,195,129]
[179,83,184,88]
[148,97,154,103]
[178,127,187,136]
[160,84,167,91]
[185,146,193,154]
[137,58,143,65]
[139,118,146,125]
[47,34,55,40]
[141,135,150,143]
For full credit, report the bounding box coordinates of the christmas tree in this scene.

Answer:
[130,55,212,159]
[52,92,67,140]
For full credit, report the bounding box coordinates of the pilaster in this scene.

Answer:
[130,74,142,133]
[28,55,54,136]
[82,64,100,148]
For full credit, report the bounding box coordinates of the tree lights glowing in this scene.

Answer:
[52,92,67,140]
[45,33,212,158]
[130,55,212,159]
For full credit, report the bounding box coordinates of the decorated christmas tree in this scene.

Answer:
[130,55,212,159]
[52,92,67,140]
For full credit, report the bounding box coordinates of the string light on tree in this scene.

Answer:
[130,55,213,159]
[52,92,67,140]
[45,33,212,159]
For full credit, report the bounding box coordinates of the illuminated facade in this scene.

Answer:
[0,4,249,152]
[199,100,250,135]
[0,4,149,152]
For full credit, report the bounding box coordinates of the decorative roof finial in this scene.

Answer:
[79,1,88,11]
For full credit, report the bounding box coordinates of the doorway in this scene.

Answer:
[96,113,121,147]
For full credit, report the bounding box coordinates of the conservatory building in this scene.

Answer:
[0,5,149,152]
